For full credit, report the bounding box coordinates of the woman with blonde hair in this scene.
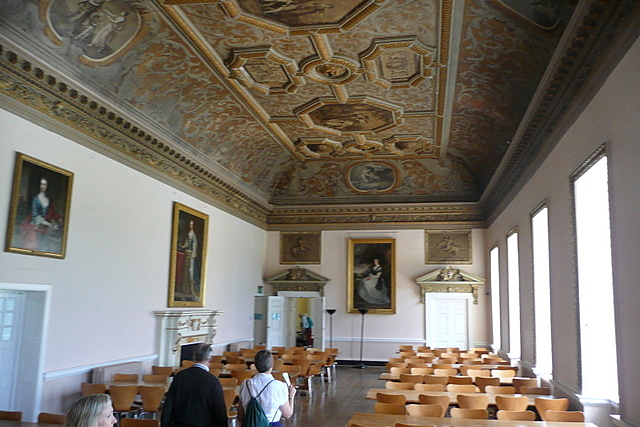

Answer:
[65,394,116,427]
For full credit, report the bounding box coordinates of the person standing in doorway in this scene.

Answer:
[300,313,313,347]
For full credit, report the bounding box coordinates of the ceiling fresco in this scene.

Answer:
[0,0,636,227]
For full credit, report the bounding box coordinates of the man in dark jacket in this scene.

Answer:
[161,343,227,427]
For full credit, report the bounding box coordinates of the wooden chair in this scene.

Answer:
[278,364,302,377]
[461,359,484,365]
[433,368,457,376]
[466,369,490,379]
[447,375,473,385]
[520,386,551,395]
[223,388,238,418]
[0,411,22,421]
[109,384,140,419]
[491,369,516,379]
[457,393,489,410]
[399,351,416,358]
[376,392,407,404]
[450,408,489,419]
[496,410,536,421]
[485,385,516,394]
[385,381,414,390]
[272,358,285,372]
[113,373,139,382]
[418,394,449,417]
[120,419,159,427]
[209,362,225,370]
[225,363,248,371]
[544,410,585,422]
[416,346,431,352]
[151,366,173,377]
[414,383,445,392]
[181,360,195,368]
[436,357,457,364]
[495,395,529,411]
[430,363,453,370]
[535,398,570,421]
[406,363,429,369]
[399,374,424,384]
[209,368,221,377]
[37,413,66,424]
[143,374,168,384]
[410,367,432,375]
[475,376,500,392]
[406,404,443,417]
[210,355,223,364]
[138,385,166,419]
[395,424,436,427]
[81,382,107,396]
[423,375,448,385]
[230,369,255,384]
[390,367,411,375]
[218,377,239,386]
[512,377,538,392]
[399,345,414,351]
[404,357,425,364]
[388,357,405,363]
[387,362,408,371]
[446,384,477,393]
[374,403,407,415]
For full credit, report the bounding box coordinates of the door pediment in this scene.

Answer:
[266,267,331,296]
[415,267,485,304]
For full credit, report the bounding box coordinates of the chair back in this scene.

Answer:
[433,368,457,376]
[109,385,138,412]
[450,408,489,419]
[384,381,414,390]
[512,377,538,392]
[414,383,444,392]
[374,402,406,415]
[446,384,477,393]
[151,366,173,377]
[534,398,569,421]
[485,385,516,394]
[113,373,138,382]
[423,375,448,385]
[406,404,443,417]
[0,411,22,421]
[376,392,407,404]
[389,367,411,375]
[495,395,528,411]
[491,369,516,378]
[218,377,239,386]
[457,393,489,410]
[466,369,491,379]
[431,363,453,370]
[181,360,195,368]
[417,394,449,417]
[37,413,66,424]
[475,376,500,392]
[230,369,255,384]
[496,410,536,421]
[225,363,248,371]
[81,382,107,396]
[139,385,166,413]
[223,388,237,417]
[447,375,473,385]
[544,410,585,422]
[399,373,424,384]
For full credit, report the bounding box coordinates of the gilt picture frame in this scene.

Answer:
[168,202,208,307]
[425,230,472,264]
[348,238,395,314]
[5,153,73,259]
[280,231,321,264]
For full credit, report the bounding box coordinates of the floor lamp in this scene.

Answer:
[326,309,336,348]
[354,308,368,368]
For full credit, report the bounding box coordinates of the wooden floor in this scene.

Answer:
[284,364,380,427]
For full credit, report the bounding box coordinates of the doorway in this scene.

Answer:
[425,293,473,349]
[0,283,50,422]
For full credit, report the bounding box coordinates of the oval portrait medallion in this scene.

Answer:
[347,162,397,193]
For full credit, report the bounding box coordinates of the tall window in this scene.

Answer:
[572,151,618,401]
[490,246,501,351]
[507,232,521,358]
[531,205,552,375]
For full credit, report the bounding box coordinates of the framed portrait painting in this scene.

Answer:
[280,231,321,264]
[168,202,208,307]
[348,238,395,314]
[5,153,73,258]
[425,230,472,264]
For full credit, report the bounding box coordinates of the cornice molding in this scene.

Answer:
[0,43,271,225]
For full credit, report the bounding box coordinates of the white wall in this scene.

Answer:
[0,108,266,413]
[485,35,640,426]
[265,228,489,360]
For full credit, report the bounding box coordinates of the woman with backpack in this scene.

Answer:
[237,350,297,427]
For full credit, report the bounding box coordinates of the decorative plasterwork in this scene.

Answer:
[226,46,304,94]
[295,96,404,136]
[415,267,485,304]
[383,135,436,157]
[266,267,330,296]
[360,36,436,89]
[217,0,388,36]
[299,55,361,86]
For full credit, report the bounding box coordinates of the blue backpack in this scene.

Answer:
[243,380,275,427]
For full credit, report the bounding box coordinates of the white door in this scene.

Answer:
[266,296,286,349]
[427,294,469,349]
[0,291,25,409]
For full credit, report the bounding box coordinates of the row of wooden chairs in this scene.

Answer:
[0,411,66,424]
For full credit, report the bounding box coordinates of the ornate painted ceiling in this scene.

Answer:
[0,0,637,228]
